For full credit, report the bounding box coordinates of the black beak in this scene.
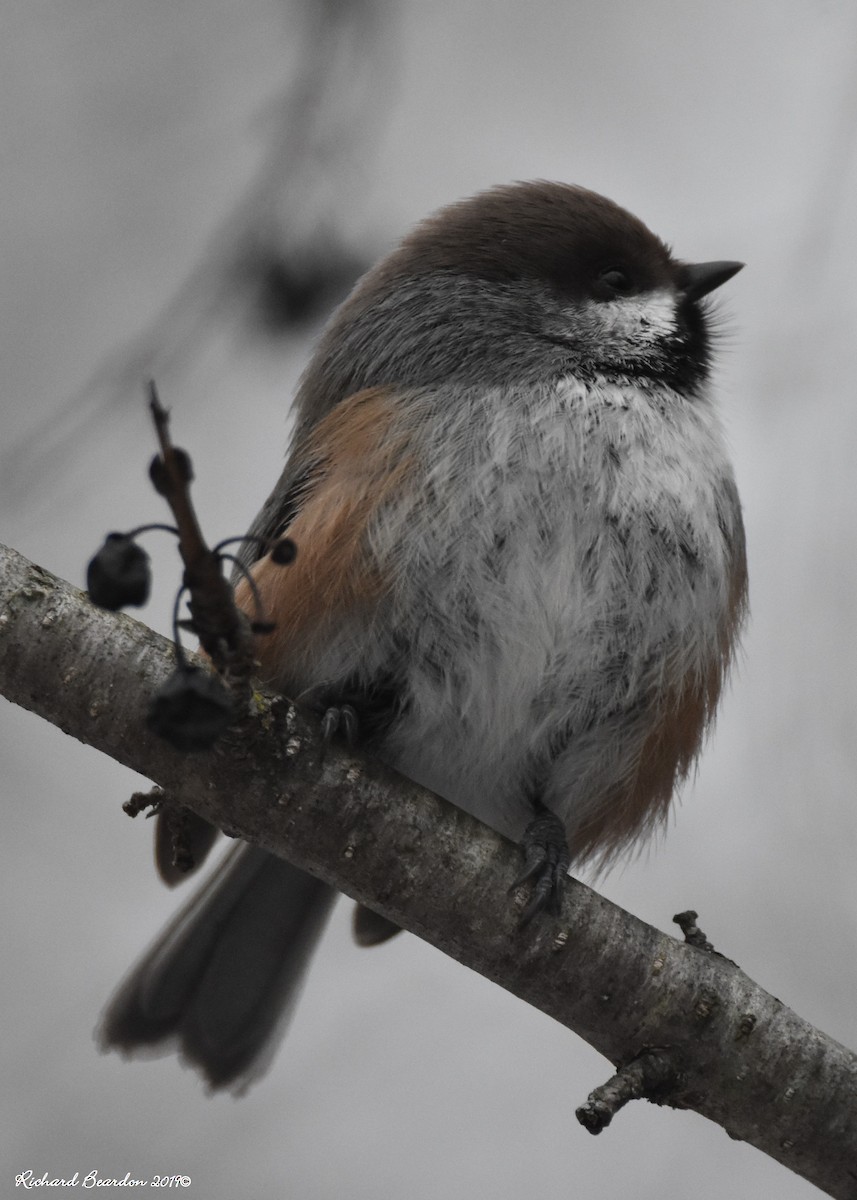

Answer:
[680,260,744,301]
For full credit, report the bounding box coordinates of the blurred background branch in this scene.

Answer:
[0,0,395,506]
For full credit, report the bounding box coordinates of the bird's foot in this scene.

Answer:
[297,685,360,746]
[510,808,570,925]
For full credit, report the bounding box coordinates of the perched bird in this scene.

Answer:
[102,181,747,1091]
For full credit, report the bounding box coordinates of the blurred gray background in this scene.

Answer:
[3,2,857,1197]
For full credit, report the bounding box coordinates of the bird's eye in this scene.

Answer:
[597,267,632,295]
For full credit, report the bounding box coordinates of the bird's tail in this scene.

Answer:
[99,844,336,1092]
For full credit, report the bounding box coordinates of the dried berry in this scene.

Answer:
[87,534,151,610]
[149,448,193,496]
[147,665,236,752]
[269,537,297,565]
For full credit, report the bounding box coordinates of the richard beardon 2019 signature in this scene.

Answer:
[15,1171,191,1189]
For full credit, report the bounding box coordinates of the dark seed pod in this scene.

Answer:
[269,537,297,565]
[149,448,194,495]
[147,665,236,752]
[86,534,151,610]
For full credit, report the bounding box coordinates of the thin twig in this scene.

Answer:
[576,1050,681,1134]
[673,909,716,953]
[147,383,256,688]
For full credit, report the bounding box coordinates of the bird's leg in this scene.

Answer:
[511,802,570,924]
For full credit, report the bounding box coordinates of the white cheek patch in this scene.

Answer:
[596,289,677,354]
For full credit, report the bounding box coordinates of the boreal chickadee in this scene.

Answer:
[101,180,747,1091]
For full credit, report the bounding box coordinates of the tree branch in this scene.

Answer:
[1,540,856,1198]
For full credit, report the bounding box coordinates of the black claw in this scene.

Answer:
[512,809,570,925]
[510,844,548,890]
[298,687,361,747]
[319,702,359,745]
[320,707,340,741]
[339,704,359,746]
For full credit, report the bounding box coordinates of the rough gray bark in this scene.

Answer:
[1,540,856,1198]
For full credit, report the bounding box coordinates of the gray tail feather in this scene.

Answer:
[99,844,336,1092]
